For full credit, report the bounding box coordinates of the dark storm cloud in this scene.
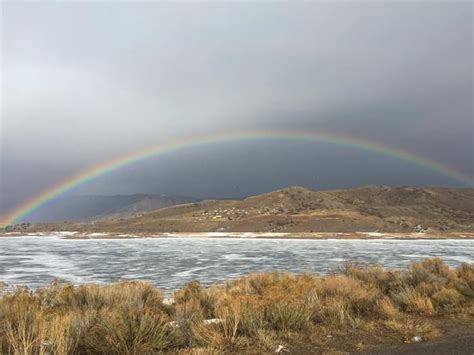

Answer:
[1,1,472,215]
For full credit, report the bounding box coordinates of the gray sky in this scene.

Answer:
[1,1,473,217]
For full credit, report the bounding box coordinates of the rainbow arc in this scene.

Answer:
[1,130,472,226]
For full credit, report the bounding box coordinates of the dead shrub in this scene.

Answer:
[395,288,434,315]
[191,300,245,350]
[265,298,309,331]
[376,297,399,319]
[431,288,463,310]
[85,306,170,354]
[236,296,266,337]
[1,291,43,354]
[455,263,474,297]
[174,281,216,320]
[407,258,455,290]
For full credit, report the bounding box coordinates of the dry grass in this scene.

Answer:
[0,258,472,353]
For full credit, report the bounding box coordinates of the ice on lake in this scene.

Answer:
[1,236,472,292]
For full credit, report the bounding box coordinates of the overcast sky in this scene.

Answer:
[1,1,473,216]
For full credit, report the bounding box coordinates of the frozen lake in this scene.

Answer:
[0,236,472,292]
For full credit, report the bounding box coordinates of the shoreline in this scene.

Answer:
[1,230,474,240]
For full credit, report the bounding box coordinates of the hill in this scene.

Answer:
[9,186,474,234]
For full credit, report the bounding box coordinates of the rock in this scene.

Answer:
[275,345,289,353]
[414,224,426,233]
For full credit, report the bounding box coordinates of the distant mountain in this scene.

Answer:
[16,186,474,233]
[26,194,200,222]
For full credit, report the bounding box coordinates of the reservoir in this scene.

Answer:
[1,236,472,292]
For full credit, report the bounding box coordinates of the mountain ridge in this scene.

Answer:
[7,185,473,234]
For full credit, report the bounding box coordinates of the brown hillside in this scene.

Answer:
[11,185,474,234]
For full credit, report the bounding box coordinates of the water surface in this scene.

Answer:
[1,236,472,292]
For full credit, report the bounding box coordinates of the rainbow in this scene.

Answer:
[1,130,472,226]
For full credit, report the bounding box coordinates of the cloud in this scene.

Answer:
[1,1,472,215]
